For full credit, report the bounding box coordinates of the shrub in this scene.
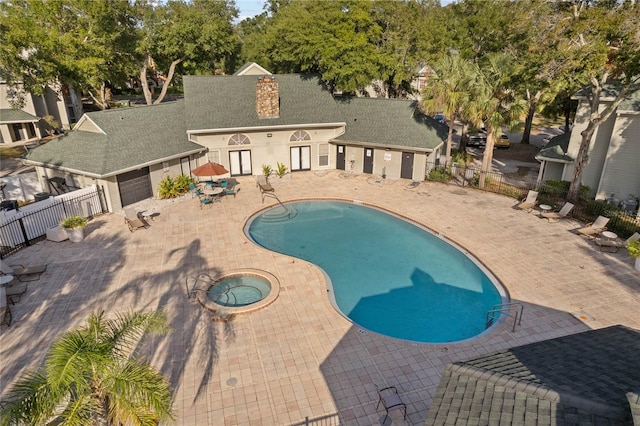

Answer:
[158,175,192,199]
[262,164,272,178]
[60,215,88,229]
[276,162,288,178]
[628,239,640,258]
[451,149,473,165]
[173,174,194,193]
[540,180,590,200]
[428,166,451,182]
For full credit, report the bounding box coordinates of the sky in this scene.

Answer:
[236,0,267,21]
[235,0,455,21]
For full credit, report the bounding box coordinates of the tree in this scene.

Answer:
[560,1,640,202]
[0,0,138,110]
[421,54,472,166]
[466,53,527,189]
[136,0,239,105]
[0,310,174,426]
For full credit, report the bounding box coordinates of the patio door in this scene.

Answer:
[336,145,346,170]
[363,147,374,174]
[229,150,252,176]
[290,146,311,171]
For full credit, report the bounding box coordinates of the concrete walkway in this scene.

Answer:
[1,171,638,425]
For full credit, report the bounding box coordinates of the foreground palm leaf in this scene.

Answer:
[1,310,173,426]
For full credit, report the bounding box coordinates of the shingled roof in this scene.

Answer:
[24,101,205,177]
[535,132,573,163]
[182,74,446,151]
[333,97,447,151]
[425,325,640,425]
[0,108,39,123]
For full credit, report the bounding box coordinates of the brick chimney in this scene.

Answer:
[256,76,279,118]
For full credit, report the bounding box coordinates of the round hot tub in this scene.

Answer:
[196,269,280,316]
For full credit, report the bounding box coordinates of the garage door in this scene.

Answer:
[117,167,153,207]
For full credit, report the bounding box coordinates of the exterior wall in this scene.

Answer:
[541,162,565,182]
[330,143,434,181]
[596,113,640,201]
[563,100,616,197]
[193,126,344,176]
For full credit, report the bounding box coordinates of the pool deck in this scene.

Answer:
[1,171,639,425]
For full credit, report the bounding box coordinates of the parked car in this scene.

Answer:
[467,133,487,147]
[434,114,446,124]
[495,134,510,149]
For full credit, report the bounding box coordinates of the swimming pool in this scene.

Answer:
[247,200,506,343]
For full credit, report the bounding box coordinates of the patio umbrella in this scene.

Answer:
[191,162,229,181]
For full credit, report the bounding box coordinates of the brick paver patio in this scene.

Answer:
[1,171,638,425]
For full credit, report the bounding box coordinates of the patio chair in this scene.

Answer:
[189,183,202,198]
[576,215,610,237]
[594,231,640,253]
[541,202,574,222]
[0,260,47,282]
[256,175,274,193]
[515,190,538,212]
[375,386,407,423]
[223,182,239,198]
[123,207,148,233]
[5,282,27,304]
[199,197,214,208]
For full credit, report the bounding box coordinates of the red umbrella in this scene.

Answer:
[191,162,229,180]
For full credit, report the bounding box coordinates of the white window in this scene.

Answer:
[318,143,329,167]
[290,130,311,141]
[207,150,220,163]
[228,133,251,145]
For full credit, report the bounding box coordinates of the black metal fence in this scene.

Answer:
[0,186,107,259]
[426,162,640,238]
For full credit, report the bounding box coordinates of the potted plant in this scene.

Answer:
[261,164,272,183]
[627,238,640,272]
[60,215,88,243]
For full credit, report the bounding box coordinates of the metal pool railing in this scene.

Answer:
[486,302,524,332]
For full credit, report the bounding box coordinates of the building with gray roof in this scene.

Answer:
[23,72,447,211]
[426,325,640,425]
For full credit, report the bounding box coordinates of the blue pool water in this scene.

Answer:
[247,201,504,343]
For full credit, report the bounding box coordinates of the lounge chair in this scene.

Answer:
[123,207,148,232]
[376,386,407,423]
[5,282,27,304]
[0,260,47,282]
[541,202,574,222]
[0,287,11,326]
[576,215,610,237]
[256,175,274,193]
[515,190,538,212]
[594,232,640,253]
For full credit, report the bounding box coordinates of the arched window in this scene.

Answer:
[228,133,251,145]
[290,130,311,142]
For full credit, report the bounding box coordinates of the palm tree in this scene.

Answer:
[421,54,472,167]
[1,310,174,426]
[466,53,527,189]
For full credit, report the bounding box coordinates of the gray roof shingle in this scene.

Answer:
[24,101,205,177]
[0,108,39,123]
[183,74,446,150]
[535,132,573,162]
[426,325,640,425]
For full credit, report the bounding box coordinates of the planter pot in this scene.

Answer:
[635,257,640,273]
[65,228,85,243]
